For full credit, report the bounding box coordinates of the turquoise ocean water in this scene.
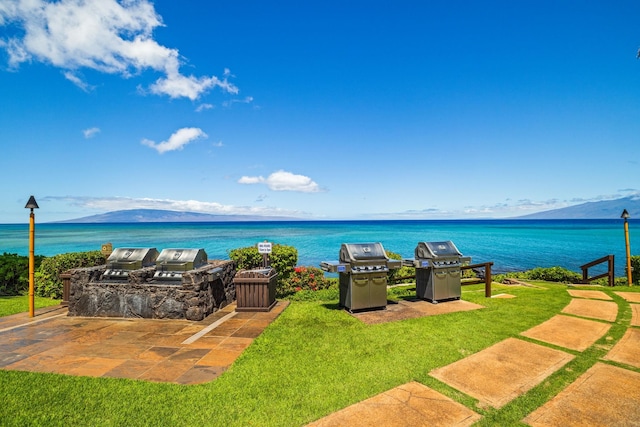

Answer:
[0,220,636,276]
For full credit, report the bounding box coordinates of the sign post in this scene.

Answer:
[257,241,272,268]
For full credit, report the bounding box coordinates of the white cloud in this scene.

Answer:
[195,103,213,112]
[238,176,264,185]
[149,73,238,100]
[64,71,94,92]
[0,0,237,100]
[142,127,207,154]
[238,170,322,193]
[44,195,304,217]
[222,96,254,108]
[83,127,100,138]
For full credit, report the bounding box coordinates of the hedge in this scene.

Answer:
[0,253,44,296]
[34,251,106,298]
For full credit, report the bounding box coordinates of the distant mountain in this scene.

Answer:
[516,196,640,219]
[56,209,300,223]
[53,196,640,222]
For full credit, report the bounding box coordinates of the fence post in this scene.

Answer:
[608,255,615,287]
[485,262,493,298]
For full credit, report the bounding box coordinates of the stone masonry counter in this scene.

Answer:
[68,260,236,321]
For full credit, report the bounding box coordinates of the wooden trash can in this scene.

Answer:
[234,268,278,312]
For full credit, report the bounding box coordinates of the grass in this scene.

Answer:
[1,283,639,426]
[0,294,62,316]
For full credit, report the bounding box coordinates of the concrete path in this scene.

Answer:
[0,301,288,384]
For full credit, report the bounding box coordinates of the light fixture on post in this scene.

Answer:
[621,209,632,287]
[25,195,39,317]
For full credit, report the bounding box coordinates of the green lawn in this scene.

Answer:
[0,294,62,316]
[0,283,638,426]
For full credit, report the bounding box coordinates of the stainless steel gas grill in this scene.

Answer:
[103,247,159,280]
[404,241,470,303]
[321,242,401,312]
[153,248,208,281]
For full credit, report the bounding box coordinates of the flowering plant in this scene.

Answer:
[282,266,331,295]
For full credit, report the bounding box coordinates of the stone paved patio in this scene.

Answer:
[0,301,288,384]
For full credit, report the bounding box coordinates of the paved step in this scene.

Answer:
[561,298,618,322]
[430,338,574,409]
[521,314,612,351]
[523,363,640,426]
[307,381,481,427]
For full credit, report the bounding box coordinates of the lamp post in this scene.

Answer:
[621,209,632,287]
[25,196,39,317]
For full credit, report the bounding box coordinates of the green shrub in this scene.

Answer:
[496,266,580,284]
[525,266,581,283]
[461,264,477,279]
[630,255,640,285]
[386,250,415,284]
[34,251,106,298]
[228,244,298,297]
[0,253,44,295]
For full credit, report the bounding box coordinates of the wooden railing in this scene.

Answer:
[461,262,493,298]
[580,255,614,287]
[390,261,494,297]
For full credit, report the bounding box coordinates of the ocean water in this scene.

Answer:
[0,219,636,276]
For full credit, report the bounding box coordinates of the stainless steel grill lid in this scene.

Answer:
[415,241,462,259]
[104,247,159,279]
[107,248,159,269]
[339,243,389,263]
[155,248,208,272]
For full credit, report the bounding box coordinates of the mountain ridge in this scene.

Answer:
[53,196,640,223]
[54,209,300,223]
[515,196,640,219]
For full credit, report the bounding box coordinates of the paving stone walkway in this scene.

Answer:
[310,288,640,426]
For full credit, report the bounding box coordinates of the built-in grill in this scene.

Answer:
[153,248,208,281]
[103,247,159,280]
[321,242,401,312]
[404,241,470,303]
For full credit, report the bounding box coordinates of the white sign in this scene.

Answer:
[258,241,272,254]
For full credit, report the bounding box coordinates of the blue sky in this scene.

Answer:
[1,0,640,223]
